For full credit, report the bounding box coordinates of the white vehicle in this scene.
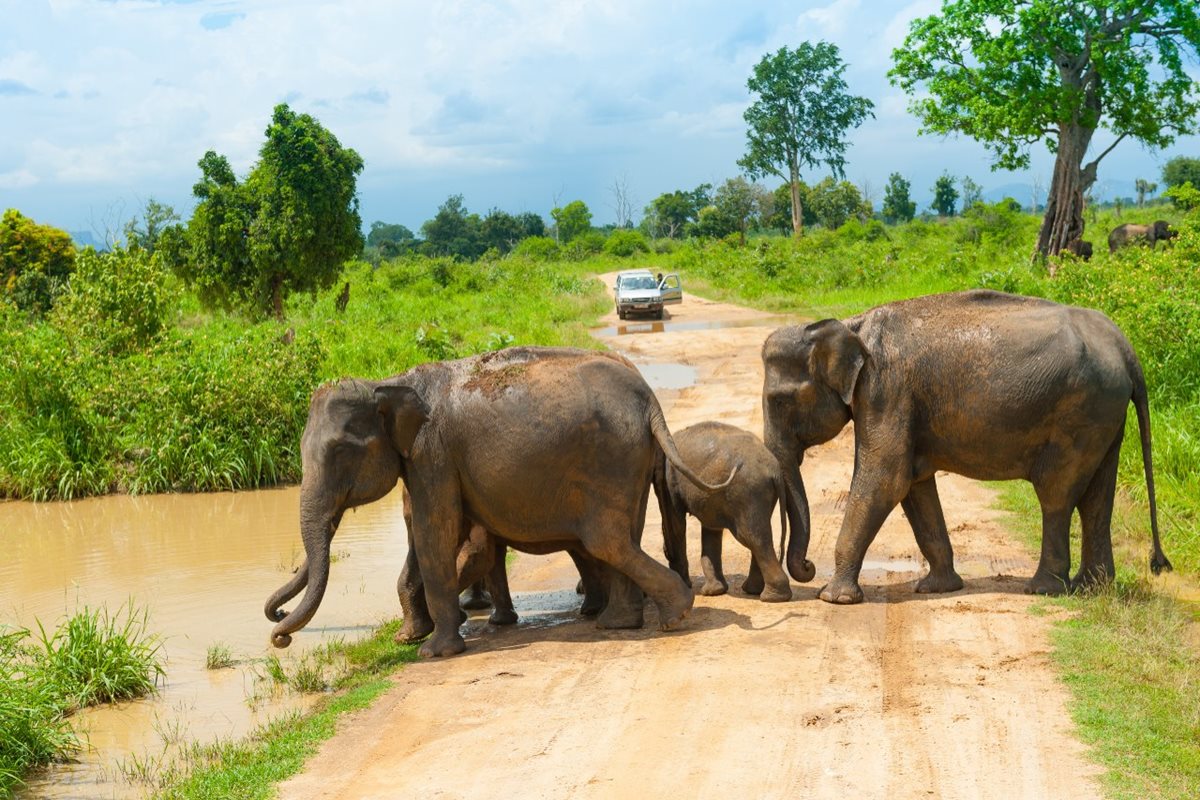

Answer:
[613,269,682,320]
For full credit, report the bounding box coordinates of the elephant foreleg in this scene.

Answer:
[410,498,468,658]
[485,543,518,626]
[397,541,434,643]
[820,467,910,605]
[902,477,963,595]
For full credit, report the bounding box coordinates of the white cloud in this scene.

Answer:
[0,169,39,189]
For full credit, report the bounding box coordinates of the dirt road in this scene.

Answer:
[280,282,1101,799]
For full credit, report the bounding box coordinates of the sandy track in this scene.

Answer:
[280,280,1100,800]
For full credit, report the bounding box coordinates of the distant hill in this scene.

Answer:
[68,230,103,249]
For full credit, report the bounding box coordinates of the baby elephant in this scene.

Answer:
[661,421,793,602]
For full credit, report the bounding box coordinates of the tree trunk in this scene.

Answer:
[789,170,803,238]
[1035,123,1096,261]
[271,274,285,320]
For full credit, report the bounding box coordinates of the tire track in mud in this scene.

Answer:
[280,281,1103,800]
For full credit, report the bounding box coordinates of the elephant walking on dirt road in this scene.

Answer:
[265,346,733,657]
[660,421,806,602]
[761,290,1172,605]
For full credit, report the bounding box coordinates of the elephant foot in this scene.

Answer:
[915,569,964,595]
[758,583,792,603]
[1025,571,1071,596]
[700,580,729,597]
[397,615,435,644]
[418,630,466,659]
[818,577,864,605]
[741,573,764,595]
[460,588,493,611]
[579,595,604,617]
[596,602,644,630]
[488,608,518,626]
[657,588,694,631]
[1071,565,1114,594]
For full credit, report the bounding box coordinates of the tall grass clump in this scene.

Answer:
[0,627,79,796]
[34,602,165,710]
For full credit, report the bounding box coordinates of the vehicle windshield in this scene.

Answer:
[622,276,658,290]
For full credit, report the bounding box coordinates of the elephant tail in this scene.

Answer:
[1131,355,1172,575]
[648,398,738,491]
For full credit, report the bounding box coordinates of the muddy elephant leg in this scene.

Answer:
[397,535,434,643]
[733,513,792,602]
[410,499,468,658]
[568,550,607,617]
[699,527,729,596]
[586,507,693,631]
[456,525,494,611]
[485,543,519,626]
[658,481,691,588]
[902,477,963,595]
[820,467,909,605]
[1073,432,1120,591]
[460,582,492,610]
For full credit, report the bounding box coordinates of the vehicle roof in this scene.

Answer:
[616,269,655,278]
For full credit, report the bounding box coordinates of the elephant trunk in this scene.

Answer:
[269,491,340,648]
[769,439,815,583]
[264,559,308,622]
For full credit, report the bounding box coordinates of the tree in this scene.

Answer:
[549,200,592,244]
[881,173,917,223]
[643,185,711,239]
[124,198,180,256]
[1162,156,1200,189]
[1134,178,1158,208]
[514,212,546,240]
[608,177,636,229]
[739,42,875,237]
[960,176,984,212]
[766,183,815,234]
[931,172,959,217]
[0,208,76,314]
[807,178,871,229]
[367,221,417,257]
[182,104,364,318]
[890,1,1200,258]
[421,195,483,259]
[713,177,757,244]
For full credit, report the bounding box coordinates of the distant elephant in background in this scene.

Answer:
[1108,221,1177,253]
[761,290,1172,605]
[660,421,800,602]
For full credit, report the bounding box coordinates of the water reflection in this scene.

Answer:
[592,316,795,337]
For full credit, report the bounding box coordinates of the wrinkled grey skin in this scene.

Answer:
[265,346,732,657]
[762,290,1172,605]
[660,421,800,602]
[1107,221,1177,253]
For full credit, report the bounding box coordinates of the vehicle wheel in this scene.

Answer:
[618,308,626,320]
[654,309,664,320]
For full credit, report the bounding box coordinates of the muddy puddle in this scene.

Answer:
[592,315,794,338]
[0,486,409,798]
[635,362,698,391]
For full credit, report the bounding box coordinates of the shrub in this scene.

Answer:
[0,209,76,315]
[51,246,171,354]
[603,229,650,257]
[562,231,606,261]
[511,235,560,261]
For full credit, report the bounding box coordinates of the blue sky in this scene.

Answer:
[2,0,1198,238]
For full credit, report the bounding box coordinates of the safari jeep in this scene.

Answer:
[613,269,682,320]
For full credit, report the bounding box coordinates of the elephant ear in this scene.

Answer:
[806,319,866,407]
[374,384,430,458]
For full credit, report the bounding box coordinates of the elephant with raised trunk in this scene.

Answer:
[265,346,732,657]
[1108,220,1176,253]
[660,421,802,602]
[761,290,1171,605]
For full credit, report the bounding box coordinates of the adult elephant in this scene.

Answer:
[761,290,1172,605]
[265,346,731,657]
[1108,220,1177,253]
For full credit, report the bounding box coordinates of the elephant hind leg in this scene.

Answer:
[485,544,518,626]
[902,477,963,595]
[699,526,729,596]
[1073,430,1121,591]
[731,510,791,602]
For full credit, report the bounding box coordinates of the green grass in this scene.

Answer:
[995,483,1200,799]
[151,620,418,799]
[0,602,164,795]
[205,643,235,670]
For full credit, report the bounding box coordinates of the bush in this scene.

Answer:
[603,229,650,257]
[0,209,76,315]
[562,231,606,261]
[512,235,560,261]
[51,246,171,354]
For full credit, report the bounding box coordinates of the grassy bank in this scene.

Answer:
[0,604,164,796]
[149,621,418,800]
[0,254,609,500]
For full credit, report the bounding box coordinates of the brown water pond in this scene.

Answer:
[1,486,408,798]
